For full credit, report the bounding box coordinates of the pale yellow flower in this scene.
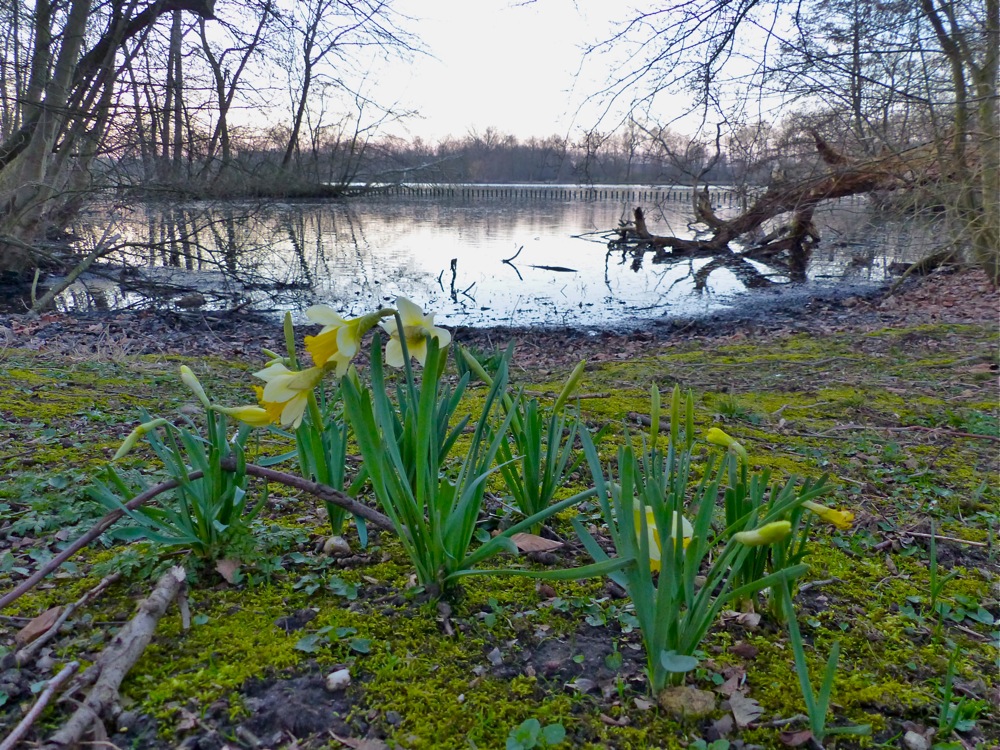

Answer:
[802,500,855,530]
[633,500,693,572]
[252,363,324,429]
[705,427,749,463]
[212,404,273,428]
[303,306,363,373]
[380,297,451,367]
[179,365,210,408]
[113,418,169,460]
[733,520,792,546]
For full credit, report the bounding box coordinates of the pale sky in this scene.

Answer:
[376,0,625,142]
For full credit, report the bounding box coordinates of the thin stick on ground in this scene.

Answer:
[15,574,122,667]
[0,463,393,612]
[0,661,79,750]
[40,567,186,750]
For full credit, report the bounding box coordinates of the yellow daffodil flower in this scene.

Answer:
[212,404,273,428]
[802,500,855,530]
[633,500,693,572]
[252,363,325,429]
[179,365,210,408]
[733,520,792,546]
[304,307,394,373]
[705,427,749,463]
[113,418,169,460]
[380,296,451,367]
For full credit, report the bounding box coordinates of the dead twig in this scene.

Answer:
[903,531,988,548]
[0,661,79,750]
[0,463,392,612]
[41,567,186,749]
[15,574,122,667]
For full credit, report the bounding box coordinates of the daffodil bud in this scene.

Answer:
[113,418,168,460]
[802,501,855,530]
[553,360,586,413]
[212,405,273,428]
[179,366,210,408]
[705,427,749,463]
[733,520,792,546]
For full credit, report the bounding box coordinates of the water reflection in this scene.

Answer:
[61,194,933,327]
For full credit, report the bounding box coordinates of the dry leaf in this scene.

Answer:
[599,713,630,726]
[730,641,758,659]
[15,606,62,647]
[511,533,563,552]
[729,691,763,728]
[716,674,741,697]
[633,697,655,711]
[215,558,241,584]
[780,729,814,747]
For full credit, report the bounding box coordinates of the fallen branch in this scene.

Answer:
[0,661,79,750]
[904,531,988,548]
[1,463,392,612]
[41,567,186,749]
[15,573,122,666]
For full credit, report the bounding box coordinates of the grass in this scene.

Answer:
[0,321,997,749]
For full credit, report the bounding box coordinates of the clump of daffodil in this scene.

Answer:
[380,296,451,367]
[304,306,393,373]
[252,362,325,429]
[706,427,749,463]
[633,499,693,572]
[802,500,854,530]
[113,418,169,460]
[733,520,792,546]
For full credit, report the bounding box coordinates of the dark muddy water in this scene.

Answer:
[54,190,930,327]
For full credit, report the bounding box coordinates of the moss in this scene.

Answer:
[3,322,998,748]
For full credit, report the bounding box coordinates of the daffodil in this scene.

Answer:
[633,500,693,572]
[733,520,792,546]
[705,427,749,463]
[179,365,210,408]
[802,500,854,530]
[212,404,273,428]
[113,418,169,460]
[380,296,451,367]
[252,362,325,429]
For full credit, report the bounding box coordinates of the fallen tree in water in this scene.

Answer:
[610,130,983,278]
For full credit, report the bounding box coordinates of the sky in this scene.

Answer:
[374,0,626,142]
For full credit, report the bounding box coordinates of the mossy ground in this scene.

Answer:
[1,320,997,749]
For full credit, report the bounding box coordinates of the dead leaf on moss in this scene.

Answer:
[511,533,562,552]
[780,729,814,746]
[729,691,763,728]
[215,558,241,584]
[15,606,61,647]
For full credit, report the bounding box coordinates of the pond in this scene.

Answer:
[58,188,931,328]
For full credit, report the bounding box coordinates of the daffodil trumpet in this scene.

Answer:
[632,499,693,572]
[304,307,392,373]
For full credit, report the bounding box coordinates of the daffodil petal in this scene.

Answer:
[305,305,347,327]
[384,337,405,368]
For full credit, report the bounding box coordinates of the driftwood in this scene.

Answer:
[40,567,187,749]
[615,131,955,262]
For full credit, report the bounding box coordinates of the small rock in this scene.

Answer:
[903,730,929,750]
[175,292,206,309]
[325,668,351,692]
[385,710,402,726]
[657,685,717,719]
[323,535,352,557]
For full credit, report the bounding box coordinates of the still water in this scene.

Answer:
[62,191,930,328]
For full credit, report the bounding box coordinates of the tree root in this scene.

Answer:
[40,567,187,749]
